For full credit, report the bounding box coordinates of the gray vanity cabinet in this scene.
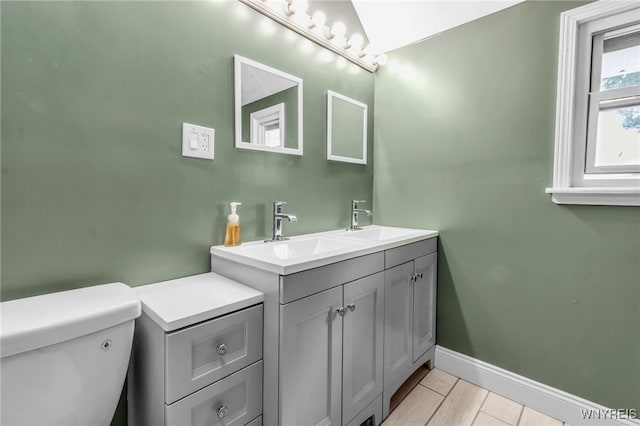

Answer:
[412,253,437,361]
[383,252,437,388]
[280,286,343,426]
[382,243,437,418]
[279,273,384,426]
[383,261,414,387]
[211,234,438,426]
[342,273,385,424]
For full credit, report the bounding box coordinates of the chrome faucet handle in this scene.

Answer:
[352,200,367,211]
[274,201,287,205]
[349,200,373,231]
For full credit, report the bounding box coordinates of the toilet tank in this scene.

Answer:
[0,283,141,426]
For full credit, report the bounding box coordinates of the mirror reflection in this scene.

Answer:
[327,90,368,164]
[234,55,303,155]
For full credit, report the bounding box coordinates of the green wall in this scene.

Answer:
[374,0,639,411]
[1,0,374,302]
[1,2,373,424]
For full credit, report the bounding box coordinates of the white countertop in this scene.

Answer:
[210,225,438,275]
[134,272,264,332]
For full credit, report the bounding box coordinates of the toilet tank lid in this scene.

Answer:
[0,283,141,358]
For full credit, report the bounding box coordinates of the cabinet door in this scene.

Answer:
[383,262,414,388]
[343,272,384,425]
[413,253,437,362]
[280,286,343,426]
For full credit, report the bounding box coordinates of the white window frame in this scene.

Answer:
[250,103,285,148]
[547,1,640,206]
[585,25,640,175]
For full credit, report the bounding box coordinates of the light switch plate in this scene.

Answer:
[182,123,215,160]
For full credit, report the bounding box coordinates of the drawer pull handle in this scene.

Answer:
[347,303,356,312]
[217,405,229,419]
[417,272,424,279]
[336,306,346,316]
[216,343,228,356]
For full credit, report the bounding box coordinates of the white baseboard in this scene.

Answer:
[434,346,639,426]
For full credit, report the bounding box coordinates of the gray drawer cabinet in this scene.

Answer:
[128,273,265,426]
[211,236,438,426]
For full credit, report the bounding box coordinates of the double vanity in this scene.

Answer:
[210,224,439,426]
[128,48,434,425]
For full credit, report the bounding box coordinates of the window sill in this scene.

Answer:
[545,187,640,206]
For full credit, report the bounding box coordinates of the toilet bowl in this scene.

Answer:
[0,283,141,426]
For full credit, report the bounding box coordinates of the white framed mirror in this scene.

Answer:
[234,55,303,155]
[327,90,367,164]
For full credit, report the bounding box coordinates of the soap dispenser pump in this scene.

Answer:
[224,202,242,247]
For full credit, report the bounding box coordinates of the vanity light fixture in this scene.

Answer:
[238,0,384,72]
[346,33,364,51]
[327,21,346,40]
[309,11,326,29]
[284,0,307,17]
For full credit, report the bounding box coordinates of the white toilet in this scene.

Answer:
[1,283,141,426]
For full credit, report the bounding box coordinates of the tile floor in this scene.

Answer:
[383,368,564,426]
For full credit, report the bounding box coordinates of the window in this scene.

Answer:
[548,1,640,206]
[250,103,285,148]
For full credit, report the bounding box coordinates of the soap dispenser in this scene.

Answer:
[224,202,242,247]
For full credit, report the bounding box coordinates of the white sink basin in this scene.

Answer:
[211,226,438,275]
[220,237,365,262]
[334,226,427,242]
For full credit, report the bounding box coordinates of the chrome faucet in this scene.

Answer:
[348,200,372,231]
[267,201,297,242]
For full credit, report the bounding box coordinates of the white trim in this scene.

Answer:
[549,1,640,205]
[326,90,368,165]
[250,103,285,147]
[234,55,303,156]
[435,346,640,426]
[545,187,640,205]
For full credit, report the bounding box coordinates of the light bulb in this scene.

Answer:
[346,33,364,50]
[285,0,308,16]
[329,21,346,39]
[310,10,326,28]
[296,0,309,13]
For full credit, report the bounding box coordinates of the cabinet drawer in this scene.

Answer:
[166,361,263,426]
[165,305,263,404]
[384,238,437,269]
[280,252,384,304]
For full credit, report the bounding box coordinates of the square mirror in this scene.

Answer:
[234,55,303,155]
[326,91,368,164]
